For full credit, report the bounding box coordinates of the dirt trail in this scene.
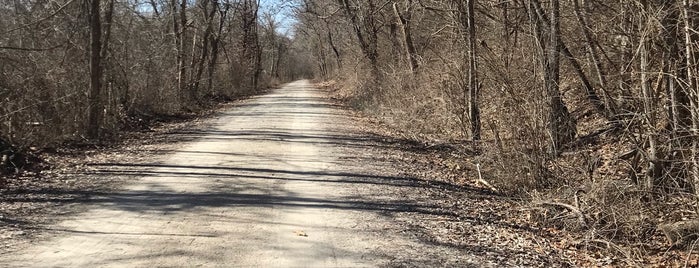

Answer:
[2,80,575,267]
[3,81,473,267]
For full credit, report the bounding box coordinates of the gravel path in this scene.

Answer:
[2,80,571,267]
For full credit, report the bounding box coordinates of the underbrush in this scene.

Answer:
[323,69,699,265]
[0,82,272,179]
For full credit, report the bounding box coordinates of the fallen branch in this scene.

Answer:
[535,201,588,228]
[578,239,637,266]
[475,163,497,192]
[658,219,699,247]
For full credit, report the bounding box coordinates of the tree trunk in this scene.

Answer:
[188,27,198,92]
[101,0,114,60]
[640,16,660,189]
[102,0,116,127]
[389,21,401,66]
[543,0,575,156]
[273,41,286,79]
[251,2,262,90]
[207,0,228,93]
[466,0,480,141]
[573,0,616,116]
[241,0,260,90]
[171,0,184,101]
[86,0,103,139]
[682,0,699,195]
[149,0,160,17]
[501,0,510,69]
[327,29,342,71]
[340,0,380,85]
[531,0,607,119]
[316,33,328,78]
[192,0,217,97]
[393,0,418,72]
[178,0,188,100]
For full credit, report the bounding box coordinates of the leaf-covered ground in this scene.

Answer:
[345,106,698,267]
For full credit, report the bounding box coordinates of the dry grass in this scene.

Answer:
[326,55,699,264]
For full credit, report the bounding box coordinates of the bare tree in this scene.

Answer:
[207,0,231,92]
[572,0,616,116]
[455,0,481,141]
[466,0,480,141]
[241,0,262,90]
[87,0,104,139]
[171,0,186,102]
[338,0,381,84]
[528,0,575,156]
[0,0,298,147]
[392,0,419,72]
[681,0,699,194]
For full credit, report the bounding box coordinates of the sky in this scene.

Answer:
[259,0,299,37]
[131,0,299,37]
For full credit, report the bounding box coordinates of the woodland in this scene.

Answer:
[295,0,699,261]
[2,0,699,265]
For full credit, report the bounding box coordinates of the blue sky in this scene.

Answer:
[259,0,298,36]
[132,0,298,36]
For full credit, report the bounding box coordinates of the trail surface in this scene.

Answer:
[4,81,462,267]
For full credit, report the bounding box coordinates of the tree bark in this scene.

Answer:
[207,0,228,93]
[682,0,699,195]
[393,0,419,72]
[241,0,260,90]
[86,0,103,139]
[101,0,114,60]
[501,0,510,68]
[530,0,607,119]
[339,0,380,84]
[149,0,160,17]
[244,0,261,90]
[532,0,575,156]
[192,0,217,96]
[466,0,480,141]
[327,29,342,70]
[178,0,188,100]
[171,0,184,101]
[573,0,616,116]
[102,0,116,124]
[640,14,660,189]
[316,31,328,78]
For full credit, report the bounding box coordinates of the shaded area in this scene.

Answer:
[23,227,218,238]
[3,189,455,218]
[0,83,556,267]
[83,162,481,191]
[168,128,427,152]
